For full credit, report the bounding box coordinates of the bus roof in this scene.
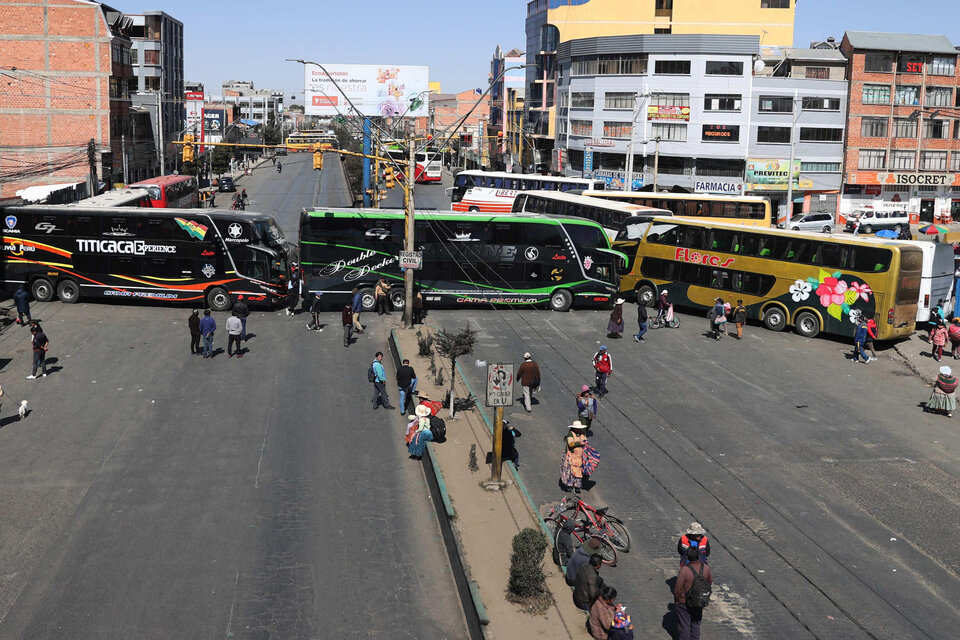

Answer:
[584,190,770,204]
[67,189,150,207]
[303,207,609,227]
[129,175,195,189]
[520,190,671,213]
[458,170,603,183]
[648,215,908,247]
[5,204,275,223]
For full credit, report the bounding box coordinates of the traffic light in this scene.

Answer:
[497,131,504,141]
[313,151,323,171]
[461,133,473,146]
[182,134,195,163]
[384,165,395,189]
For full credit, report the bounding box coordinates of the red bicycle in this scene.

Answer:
[545,496,631,564]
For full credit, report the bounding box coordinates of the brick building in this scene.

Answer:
[0,0,146,197]
[840,31,960,223]
[430,89,490,167]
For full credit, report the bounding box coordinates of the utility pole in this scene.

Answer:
[653,136,662,192]
[121,134,129,185]
[402,140,416,329]
[785,88,799,225]
[362,118,372,207]
[157,86,165,174]
[624,92,647,192]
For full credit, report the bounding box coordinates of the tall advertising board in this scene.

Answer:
[304,64,429,118]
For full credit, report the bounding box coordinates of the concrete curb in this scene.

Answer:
[388,329,484,639]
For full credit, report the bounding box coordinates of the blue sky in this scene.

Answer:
[156,0,956,97]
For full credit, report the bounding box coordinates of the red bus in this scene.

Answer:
[129,175,198,208]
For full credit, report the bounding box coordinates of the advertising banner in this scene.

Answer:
[647,105,691,121]
[185,96,203,132]
[593,169,643,191]
[304,64,429,118]
[203,109,224,135]
[745,159,812,191]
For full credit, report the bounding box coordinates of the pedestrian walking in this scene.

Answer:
[733,300,747,340]
[285,264,300,316]
[853,318,870,363]
[588,586,619,640]
[26,324,48,379]
[188,309,201,355]
[396,358,418,415]
[566,537,602,585]
[413,288,424,324]
[342,304,354,347]
[709,297,726,339]
[306,293,323,331]
[516,352,541,412]
[674,546,713,640]
[577,385,599,427]
[572,554,605,611]
[678,522,711,566]
[927,365,958,418]
[350,287,365,333]
[928,300,945,340]
[226,311,244,358]
[931,320,948,362]
[233,299,250,341]
[240,188,248,207]
[199,309,216,358]
[13,284,31,326]
[374,278,391,315]
[559,420,588,494]
[592,346,612,396]
[607,298,625,338]
[633,298,648,342]
[864,316,879,360]
[370,351,394,410]
[949,318,960,359]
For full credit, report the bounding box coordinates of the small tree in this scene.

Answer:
[211,146,231,177]
[507,528,549,611]
[434,325,478,419]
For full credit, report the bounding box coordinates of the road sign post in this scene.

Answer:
[398,250,422,270]
[486,363,514,485]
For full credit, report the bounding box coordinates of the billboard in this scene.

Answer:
[745,159,813,191]
[203,109,224,135]
[647,105,690,121]
[305,64,429,118]
[185,92,204,133]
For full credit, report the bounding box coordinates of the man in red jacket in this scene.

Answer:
[865,317,879,360]
[674,546,713,640]
[592,346,612,396]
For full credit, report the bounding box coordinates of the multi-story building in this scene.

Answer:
[839,31,960,223]
[429,90,490,167]
[489,46,526,171]
[524,0,797,170]
[0,0,148,197]
[219,80,283,124]
[128,10,183,176]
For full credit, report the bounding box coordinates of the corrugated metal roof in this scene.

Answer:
[844,31,957,54]
[558,34,760,59]
[782,47,846,62]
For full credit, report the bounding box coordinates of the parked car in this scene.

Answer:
[844,209,909,234]
[779,212,836,233]
[275,147,288,156]
[218,176,236,192]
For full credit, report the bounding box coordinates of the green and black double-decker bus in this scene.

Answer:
[299,208,625,311]
[1,205,291,310]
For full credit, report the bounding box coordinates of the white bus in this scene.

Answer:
[70,189,152,207]
[415,151,442,183]
[512,191,671,241]
[894,240,953,322]
[449,171,606,213]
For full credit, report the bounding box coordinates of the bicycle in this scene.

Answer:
[649,306,680,329]
[557,496,631,552]
[554,519,618,567]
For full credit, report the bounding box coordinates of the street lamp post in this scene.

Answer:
[785,88,800,224]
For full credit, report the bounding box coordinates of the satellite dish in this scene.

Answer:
[753,59,766,74]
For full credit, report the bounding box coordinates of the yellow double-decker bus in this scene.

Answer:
[614,217,919,340]
[583,191,772,227]
[285,131,338,152]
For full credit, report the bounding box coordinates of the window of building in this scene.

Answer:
[801,162,841,172]
[858,149,886,170]
[805,67,829,79]
[897,54,925,74]
[602,121,632,139]
[921,151,948,171]
[656,0,673,8]
[885,185,909,193]
[657,156,694,175]
[893,118,918,138]
[571,56,598,76]
[951,153,960,172]
[894,85,920,106]
[926,86,953,107]
[862,84,891,104]
[705,61,744,76]
[570,119,592,136]
[144,76,160,91]
[890,151,916,170]
[696,158,743,177]
[651,122,687,141]
[130,48,138,64]
[650,92,690,107]
[757,126,791,143]
[571,92,594,108]
[144,49,159,65]
[111,43,120,63]
[800,127,843,142]
[604,92,634,109]
[702,124,739,142]
[571,54,647,76]
[654,28,672,34]
[861,117,888,137]
[801,97,840,110]
[703,94,741,111]
[759,95,793,113]
[864,53,893,73]
[654,60,691,75]
[761,0,790,7]
[928,55,957,76]
[925,118,950,139]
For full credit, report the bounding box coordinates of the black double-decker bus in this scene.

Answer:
[1,205,290,310]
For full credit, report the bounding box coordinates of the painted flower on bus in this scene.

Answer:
[803,270,873,322]
[849,309,864,324]
[790,279,812,302]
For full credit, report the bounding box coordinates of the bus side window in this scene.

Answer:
[680,226,705,249]
[820,243,842,269]
[805,242,821,266]
[679,263,708,286]
[846,246,891,272]
[593,182,605,191]
[756,236,774,257]
[523,224,564,248]
[455,175,467,187]
[647,224,679,245]
[489,222,522,245]
[709,230,736,252]
[737,232,760,256]
[710,269,732,290]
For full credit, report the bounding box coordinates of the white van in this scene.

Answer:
[844,209,910,234]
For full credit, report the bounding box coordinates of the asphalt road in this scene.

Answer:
[425,306,960,640]
[0,155,467,639]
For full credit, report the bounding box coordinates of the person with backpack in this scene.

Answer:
[406,404,434,460]
[677,522,711,566]
[948,318,960,359]
[674,545,713,640]
[592,346,612,397]
[369,352,394,410]
[931,320,948,362]
[853,318,871,364]
[709,297,726,339]
[633,297,648,343]
[576,385,599,427]
[733,300,747,340]
[864,316,879,360]
[559,420,589,494]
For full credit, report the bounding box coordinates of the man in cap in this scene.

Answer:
[592,346,613,396]
[677,522,710,566]
[566,537,602,585]
[516,352,541,412]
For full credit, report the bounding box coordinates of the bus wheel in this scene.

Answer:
[549,289,573,312]
[56,279,80,304]
[359,288,376,312]
[794,311,820,338]
[206,287,232,312]
[635,284,656,307]
[31,278,54,303]
[763,306,787,332]
[389,288,405,311]
[468,206,479,212]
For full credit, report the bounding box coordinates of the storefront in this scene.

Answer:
[841,172,960,224]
